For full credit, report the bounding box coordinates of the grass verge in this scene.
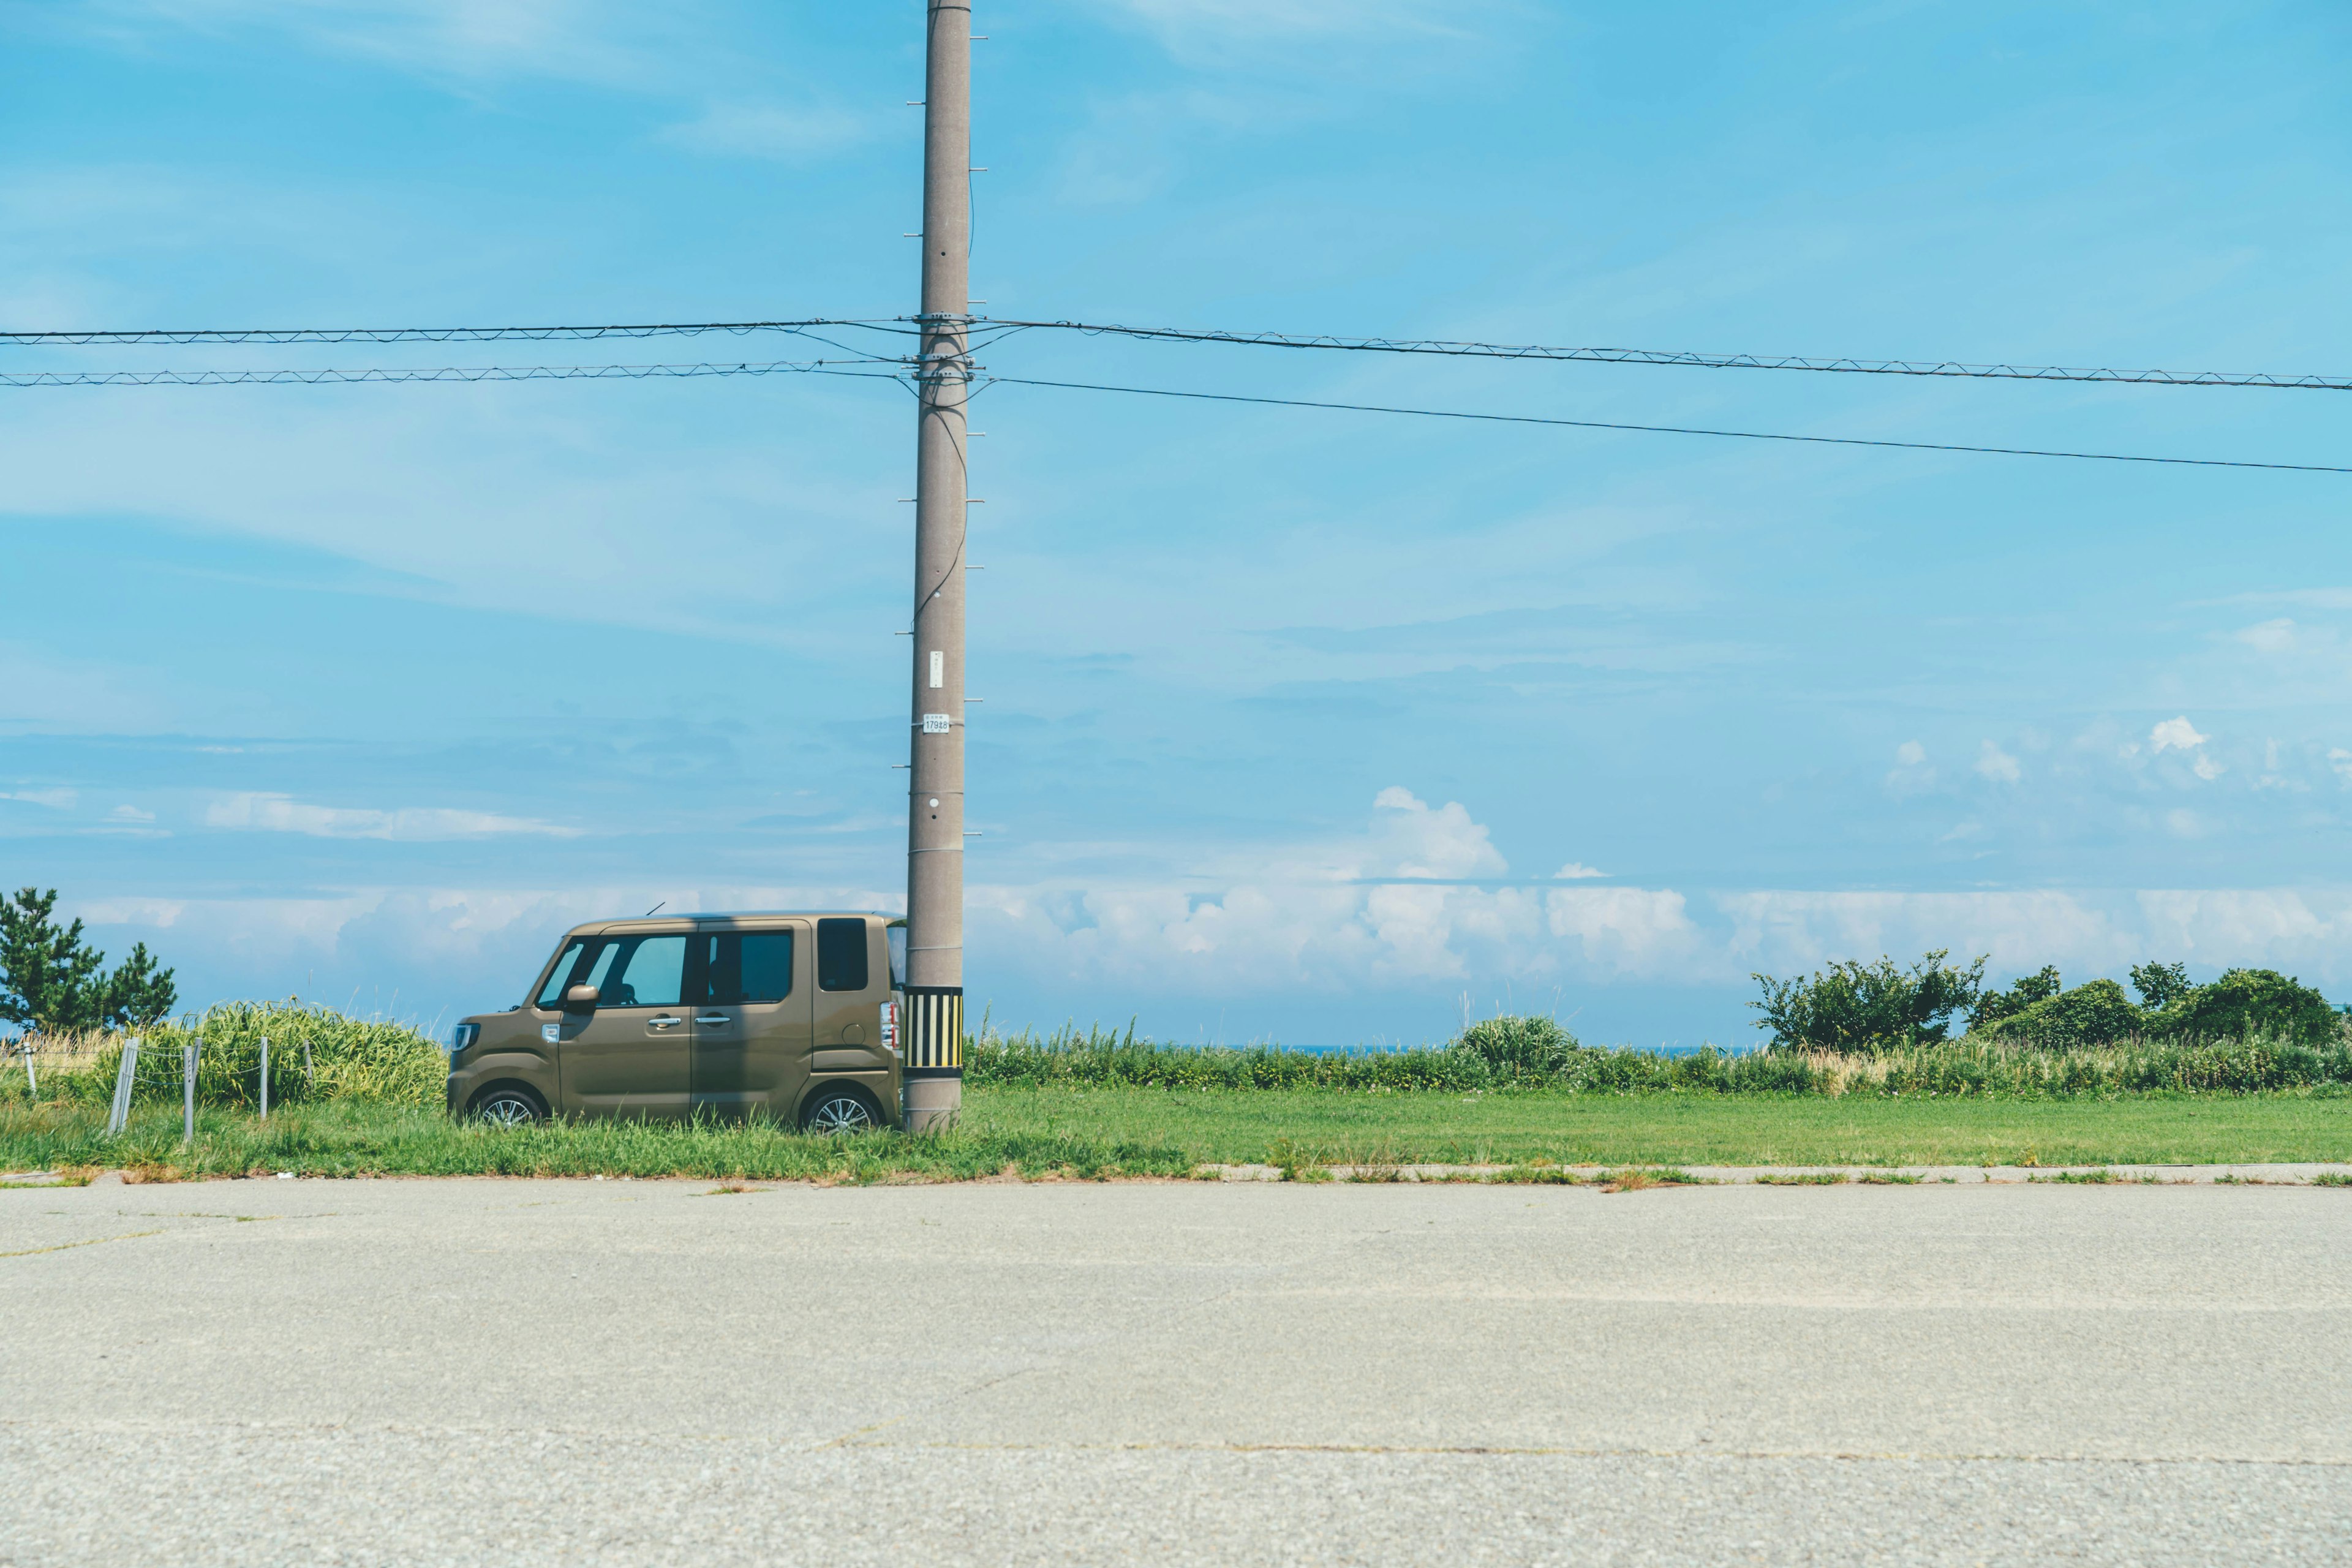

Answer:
[2,1085,2347,1182]
[0,1099,1193,1183]
[963,1085,2352,1167]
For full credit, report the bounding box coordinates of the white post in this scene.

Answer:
[19,1036,32,1096]
[108,1037,141,1135]
[259,1035,270,1121]
[183,1039,197,1145]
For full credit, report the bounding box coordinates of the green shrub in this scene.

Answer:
[2129,962,2194,1009]
[1979,978,2144,1045]
[1452,1015,1581,1080]
[967,1019,2352,1099]
[1749,951,1986,1054]
[2149,968,2341,1047]
[1970,966,2060,1031]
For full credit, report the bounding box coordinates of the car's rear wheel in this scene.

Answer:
[471,1084,546,1127]
[802,1085,881,1134]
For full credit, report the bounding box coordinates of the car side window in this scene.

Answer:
[599,934,687,1009]
[703,932,794,1005]
[818,918,868,992]
[535,940,588,1008]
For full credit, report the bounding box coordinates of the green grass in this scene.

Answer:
[959,1085,2352,1167]
[0,1098,1194,1183]
[2,1085,2346,1182]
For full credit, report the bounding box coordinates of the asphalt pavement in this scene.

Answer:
[4,1177,2346,1566]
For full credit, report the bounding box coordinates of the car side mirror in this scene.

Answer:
[563,984,599,1015]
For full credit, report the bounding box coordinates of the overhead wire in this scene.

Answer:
[0,318,911,346]
[8,311,2345,391]
[976,374,2352,475]
[970,317,2352,393]
[0,360,910,388]
[2,311,2343,472]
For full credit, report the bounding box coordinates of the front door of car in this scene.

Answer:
[690,924,812,1121]
[558,929,694,1117]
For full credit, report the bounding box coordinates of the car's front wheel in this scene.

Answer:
[470,1085,547,1128]
[802,1085,881,1134]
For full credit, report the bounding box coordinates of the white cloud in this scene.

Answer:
[656,103,869,162]
[66,800,2352,1024]
[106,804,155,823]
[203,792,581,841]
[2235,618,2298,654]
[1,787,77,810]
[1553,862,1608,880]
[2331,748,2352,786]
[1973,740,2021,783]
[2150,716,2210,753]
[1884,739,1936,797]
[2192,752,2225,782]
[1367,786,1504,879]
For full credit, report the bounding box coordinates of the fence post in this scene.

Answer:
[19,1036,32,1096]
[183,1039,197,1145]
[107,1038,141,1135]
[259,1035,270,1121]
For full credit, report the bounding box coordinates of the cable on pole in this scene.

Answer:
[970,317,2352,393]
[0,318,915,346]
[0,360,914,388]
[978,374,2352,475]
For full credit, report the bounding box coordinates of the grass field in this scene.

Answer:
[967,1086,2352,1167]
[3,1085,2346,1182]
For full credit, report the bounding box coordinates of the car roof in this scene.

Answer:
[557,911,897,939]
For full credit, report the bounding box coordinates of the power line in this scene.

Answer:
[975,317,2352,393]
[980,375,2352,475]
[10,311,2342,392]
[0,360,907,388]
[0,318,910,346]
[8,352,2339,474]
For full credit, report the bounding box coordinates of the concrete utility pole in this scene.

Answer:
[902,0,973,1132]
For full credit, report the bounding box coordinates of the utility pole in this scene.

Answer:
[902,0,972,1132]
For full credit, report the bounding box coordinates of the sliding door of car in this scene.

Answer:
[690,925,812,1121]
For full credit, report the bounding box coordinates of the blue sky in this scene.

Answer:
[3,1,2350,1046]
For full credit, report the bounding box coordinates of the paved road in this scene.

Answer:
[4,1178,2346,1566]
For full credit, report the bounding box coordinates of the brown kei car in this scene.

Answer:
[444,913,905,1132]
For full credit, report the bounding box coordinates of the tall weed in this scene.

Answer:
[966,1017,2352,1099]
[2,1001,446,1110]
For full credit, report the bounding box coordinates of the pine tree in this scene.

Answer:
[0,888,176,1034]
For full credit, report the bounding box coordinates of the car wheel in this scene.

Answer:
[803,1086,880,1134]
[472,1085,546,1128]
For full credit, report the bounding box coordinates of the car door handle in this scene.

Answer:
[695,1014,731,1027]
[647,1015,684,1031]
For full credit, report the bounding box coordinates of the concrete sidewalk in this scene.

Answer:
[4,1178,2347,1566]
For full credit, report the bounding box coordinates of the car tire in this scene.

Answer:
[802,1085,882,1134]
[470,1084,547,1128]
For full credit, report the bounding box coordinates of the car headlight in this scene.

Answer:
[450,1023,480,1055]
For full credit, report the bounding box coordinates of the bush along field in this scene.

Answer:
[969,1013,2352,1098]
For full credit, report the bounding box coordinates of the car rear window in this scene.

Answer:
[818,918,868,992]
